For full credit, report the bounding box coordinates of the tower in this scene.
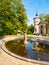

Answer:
[33,13,40,35]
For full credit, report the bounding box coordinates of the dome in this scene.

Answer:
[33,12,39,19]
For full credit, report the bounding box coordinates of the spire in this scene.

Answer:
[33,11,39,19]
[35,11,38,16]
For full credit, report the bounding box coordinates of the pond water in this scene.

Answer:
[5,40,49,62]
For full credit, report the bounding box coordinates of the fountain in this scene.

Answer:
[5,39,49,62]
[24,31,28,45]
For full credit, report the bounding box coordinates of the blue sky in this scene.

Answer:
[22,0,49,25]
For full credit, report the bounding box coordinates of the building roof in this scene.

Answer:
[38,22,45,25]
[38,22,49,27]
[46,23,49,26]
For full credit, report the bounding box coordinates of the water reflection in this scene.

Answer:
[33,42,49,61]
[5,40,49,62]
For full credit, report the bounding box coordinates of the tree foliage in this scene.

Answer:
[0,0,27,35]
[27,24,34,34]
[39,14,49,23]
[44,14,49,23]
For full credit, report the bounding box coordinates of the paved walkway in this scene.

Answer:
[0,47,39,65]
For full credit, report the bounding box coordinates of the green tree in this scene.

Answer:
[39,14,49,23]
[27,24,34,34]
[0,0,27,35]
[39,14,45,22]
[44,14,49,23]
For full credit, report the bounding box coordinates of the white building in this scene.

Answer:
[33,13,49,35]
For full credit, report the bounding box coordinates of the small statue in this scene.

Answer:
[24,31,27,45]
